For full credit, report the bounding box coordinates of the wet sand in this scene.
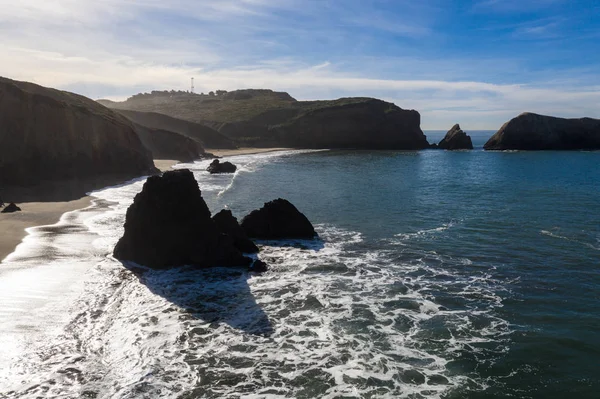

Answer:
[209,147,292,157]
[0,197,91,262]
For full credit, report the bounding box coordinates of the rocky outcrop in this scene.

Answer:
[438,124,473,150]
[113,169,250,269]
[207,159,237,174]
[98,90,429,150]
[484,113,600,150]
[250,259,268,273]
[0,77,157,187]
[241,199,316,239]
[133,123,205,162]
[1,203,21,213]
[112,109,237,149]
[272,99,429,150]
[212,209,259,253]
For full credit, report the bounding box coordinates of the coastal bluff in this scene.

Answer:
[0,77,157,188]
[100,90,429,150]
[484,113,600,150]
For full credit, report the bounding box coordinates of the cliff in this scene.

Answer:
[100,90,428,150]
[484,113,600,150]
[110,109,237,149]
[0,77,157,188]
[133,123,206,162]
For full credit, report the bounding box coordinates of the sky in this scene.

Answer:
[1,0,599,129]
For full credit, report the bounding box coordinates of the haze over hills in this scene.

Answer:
[99,89,430,149]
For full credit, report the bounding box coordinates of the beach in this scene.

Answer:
[0,151,283,263]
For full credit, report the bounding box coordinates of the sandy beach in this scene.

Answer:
[0,197,91,262]
[209,147,292,157]
[0,152,283,262]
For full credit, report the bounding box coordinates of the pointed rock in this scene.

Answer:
[213,209,259,254]
[438,124,473,150]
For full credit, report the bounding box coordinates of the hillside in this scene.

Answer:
[111,109,237,149]
[133,123,206,162]
[100,90,429,149]
[0,77,157,192]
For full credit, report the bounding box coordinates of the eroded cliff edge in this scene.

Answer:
[0,77,157,191]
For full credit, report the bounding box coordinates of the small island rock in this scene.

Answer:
[250,259,269,273]
[113,169,249,269]
[484,113,600,150]
[241,198,317,239]
[207,159,237,174]
[438,124,473,150]
[1,203,21,213]
[212,209,259,254]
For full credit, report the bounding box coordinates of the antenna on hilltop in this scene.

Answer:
[191,77,195,94]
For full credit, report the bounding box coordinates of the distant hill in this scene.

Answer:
[100,89,429,150]
[133,123,206,162]
[0,77,156,191]
[109,109,237,149]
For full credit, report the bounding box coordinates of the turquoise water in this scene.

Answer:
[206,147,600,398]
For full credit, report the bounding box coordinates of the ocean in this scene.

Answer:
[1,133,599,398]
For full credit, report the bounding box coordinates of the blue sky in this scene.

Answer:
[1,0,599,129]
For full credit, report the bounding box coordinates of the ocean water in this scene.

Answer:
[1,144,599,398]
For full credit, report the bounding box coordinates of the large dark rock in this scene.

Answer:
[0,76,157,187]
[212,209,259,253]
[241,199,316,239]
[1,203,21,213]
[484,113,600,150]
[113,169,250,269]
[438,124,473,150]
[207,159,237,174]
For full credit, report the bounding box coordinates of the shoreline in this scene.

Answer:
[0,197,91,262]
[209,147,293,157]
[0,152,283,263]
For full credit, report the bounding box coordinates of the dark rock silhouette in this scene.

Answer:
[133,123,206,162]
[250,259,269,273]
[438,124,473,150]
[113,169,250,269]
[1,202,21,213]
[207,159,237,174]
[241,198,317,239]
[485,113,600,150]
[212,209,259,254]
[0,76,156,187]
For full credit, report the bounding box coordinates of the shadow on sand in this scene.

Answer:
[120,261,274,336]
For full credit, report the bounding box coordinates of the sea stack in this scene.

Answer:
[484,113,600,150]
[438,124,473,150]
[241,199,317,239]
[207,159,237,174]
[113,169,250,269]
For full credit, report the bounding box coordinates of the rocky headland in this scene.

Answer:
[484,113,600,150]
[0,77,157,190]
[438,124,473,150]
[99,90,430,150]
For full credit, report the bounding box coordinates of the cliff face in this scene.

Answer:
[133,123,206,162]
[113,109,237,149]
[438,124,473,150]
[273,99,428,150]
[0,77,156,187]
[100,91,428,150]
[484,113,600,150]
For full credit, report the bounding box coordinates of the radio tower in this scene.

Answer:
[191,77,195,94]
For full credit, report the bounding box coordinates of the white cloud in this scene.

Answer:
[0,0,598,130]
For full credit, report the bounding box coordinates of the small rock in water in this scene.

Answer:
[206,159,237,174]
[249,259,268,273]
[1,202,21,213]
[241,198,317,239]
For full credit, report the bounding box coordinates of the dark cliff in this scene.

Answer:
[272,99,428,150]
[133,123,206,162]
[0,77,157,187]
[100,90,428,150]
[484,113,600,150]
[111,109,237,149]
